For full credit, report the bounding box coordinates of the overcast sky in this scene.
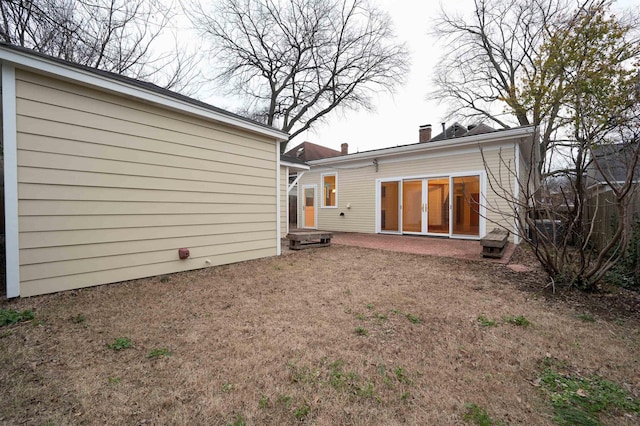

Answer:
[289,0,640,154]
[293,0,475,154]
[191,0,639,154]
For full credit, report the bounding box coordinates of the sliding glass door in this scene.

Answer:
[379,175,481,238]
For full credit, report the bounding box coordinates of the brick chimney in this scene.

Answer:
[419,124,432,143]
[341,143,348,155]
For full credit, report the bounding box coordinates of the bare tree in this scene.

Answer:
[432,0,568,174]
[0,0,202,94]
[481,1,640,290]
[186,0,409,151]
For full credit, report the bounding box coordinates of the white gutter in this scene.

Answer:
[0,46,289,142]
[309,126,537,166]
[280,160,310,170]
[2,64,20,298]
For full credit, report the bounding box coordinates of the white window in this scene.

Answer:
[321,173,337,207]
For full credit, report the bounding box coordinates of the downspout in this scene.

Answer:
[514,141,521,244]
[276,142,281,255]
[2,63,20,297]
[285,166,289,235]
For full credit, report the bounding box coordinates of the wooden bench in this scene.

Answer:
[481,228,510,258]
[287,231,333,250]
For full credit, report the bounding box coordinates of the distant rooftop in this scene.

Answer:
[430,123,496,142]
[284,141,342,162]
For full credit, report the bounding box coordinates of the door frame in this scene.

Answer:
[301,184,318,229]
[375,171,486,239]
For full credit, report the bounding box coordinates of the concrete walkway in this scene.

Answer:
[330,232,515,264]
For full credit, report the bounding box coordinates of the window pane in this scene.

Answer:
[381,181,399,232]
[427,178,449,234]
[323,175,336,206]
[402,180,422,232]
[452,176,480,236]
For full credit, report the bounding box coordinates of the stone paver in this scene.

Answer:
[328,232,515,264]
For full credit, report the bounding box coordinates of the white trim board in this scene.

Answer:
[276,143,282,255]
[307,143,516,172]
[2,64,20,298]
[309,127,536,166]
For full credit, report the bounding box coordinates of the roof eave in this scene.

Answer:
[308,126,537,166]
[280,160,310,170]
[0,45,289,142]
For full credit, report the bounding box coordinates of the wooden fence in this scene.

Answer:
[585,186,640,250]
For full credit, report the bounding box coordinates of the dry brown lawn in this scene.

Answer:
[1,245,639,425]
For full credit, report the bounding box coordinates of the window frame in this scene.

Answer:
[320,172,338,208]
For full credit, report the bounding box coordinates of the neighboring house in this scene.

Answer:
[284,141,343,162]
[0,43,289,297]
[283,141,345,229]
[296,123,539,243]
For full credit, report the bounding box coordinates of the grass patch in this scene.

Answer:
[355,326,368,336]
[107,377,121,385]
[0,309,34,327]
[147,348,171,359]
[503,315,531,327]
[294,403,310,420]
[275,394,292,408]
[577,313,596,323]
[394,366,411,384]
[106,337,132,351]
[539,364,640,425]
[477,315,497,327]
[227,414,245,426]
[258,395,269,408]
[406,313,420,324]
[71,313,86,325]
[463,403,503,425]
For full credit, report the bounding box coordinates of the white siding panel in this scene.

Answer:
[300,146,516,237]
[20,248,275,297]
[18,200,275,216]
[16,74,274,154]
[21,230,275,265]
[17,125,274,178]
[18,150,274,187]
[15,69,279,296]
[21,239,275,281]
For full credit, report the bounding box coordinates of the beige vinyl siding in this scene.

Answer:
[280,165,288,237]
[299,144,516,238]
[15,69,278,297]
